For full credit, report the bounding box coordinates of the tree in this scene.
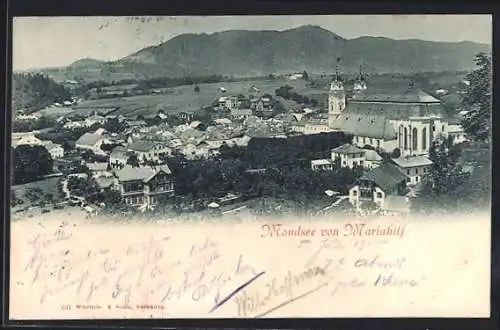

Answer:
[101,142,121,153]
[391,148,401,158]
[12,73,72,115]
[194,85,200,92]
[67,176,100,201]
[460,53,492,142]
[127,154,140,168]
[303,70,309,80]
[13,145,54,184]
[412,136,465,212]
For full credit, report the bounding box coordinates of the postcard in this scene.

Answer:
[9,15,492,320]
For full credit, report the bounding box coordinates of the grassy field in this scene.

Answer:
[64,78,322,118]
[11,177,61,208]
[36,71,468,119]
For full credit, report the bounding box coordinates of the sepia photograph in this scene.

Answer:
[9,14,492,320]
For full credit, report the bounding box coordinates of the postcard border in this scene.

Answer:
[2,1,499,330]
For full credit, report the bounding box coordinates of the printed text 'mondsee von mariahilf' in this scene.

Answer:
[260,223,406,238]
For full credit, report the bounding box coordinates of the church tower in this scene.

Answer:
[353,65,367,92]
[328,58,346,128]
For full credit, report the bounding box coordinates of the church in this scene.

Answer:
[328,71,464,157]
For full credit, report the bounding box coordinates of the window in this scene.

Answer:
[370,138,373,145]
[404,127,408,149]
[412,127,418,150]
[363,137,366,144]
[422,127,427,150]
[442,125,445,132]
[407,169,410,175]
[432,125,436,132]
[353,190,357,196]
[407,178,411,183]
[377,139,380,148]
[399,125,404,148]
[416,168,419,174]
[376,192,382,199]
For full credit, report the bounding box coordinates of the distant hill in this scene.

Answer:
[68,58,107,69]
[35,25,492,81]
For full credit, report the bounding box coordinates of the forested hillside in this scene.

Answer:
[12,73,72,115]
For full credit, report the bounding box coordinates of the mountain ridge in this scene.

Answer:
[34,25,492,80]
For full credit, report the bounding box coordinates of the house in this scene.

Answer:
[109,146,133,169]
[303,122,333,135]
[349,162,408,209]
[331,144,366,169]
[177,112,194,122]
[63,121,85,129]
[85,114,106,127]
[447,121,468,144]
[16,113,41,121]
[127,140,171,163]
[43,141,64,159]
[231,109,253,119]
[12,133,43,148]
[218,96,238,110]
[391,155,433,186]
[214,118,233,126]
[253,97,273,112]
[179,143,199,159]
[364,149,384,169]
[288,72,306,80]
[75,133,109,155]
[86,162,110,177]
[94,128,108,136]
[115,165,175,209]
[311,159,334,171]
[125,120,147,129]
[157,112,169,120]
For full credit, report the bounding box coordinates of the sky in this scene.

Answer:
[13,15,492,71]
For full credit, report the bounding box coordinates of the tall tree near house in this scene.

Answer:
[426,137,463,194]
[411,136,465,212]
[127,154,140,168]
[13,145,54,184]
[460,52,492,142]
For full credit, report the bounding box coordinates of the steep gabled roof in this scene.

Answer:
[128,140,162,152]
[361,162,407,192]
[332,143,365,154]
[75,133,102,146]
[116,165,172,182]
[364,149,383,161]
[351,85,441,103]
[333,114,397,140]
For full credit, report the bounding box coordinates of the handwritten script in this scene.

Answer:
[20,223,262,312]
[11,216,490,319]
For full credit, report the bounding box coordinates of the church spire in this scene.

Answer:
[358,64,365,81]
[353,64,367,92]
[335,57,341,81]
[330,57,344,91]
